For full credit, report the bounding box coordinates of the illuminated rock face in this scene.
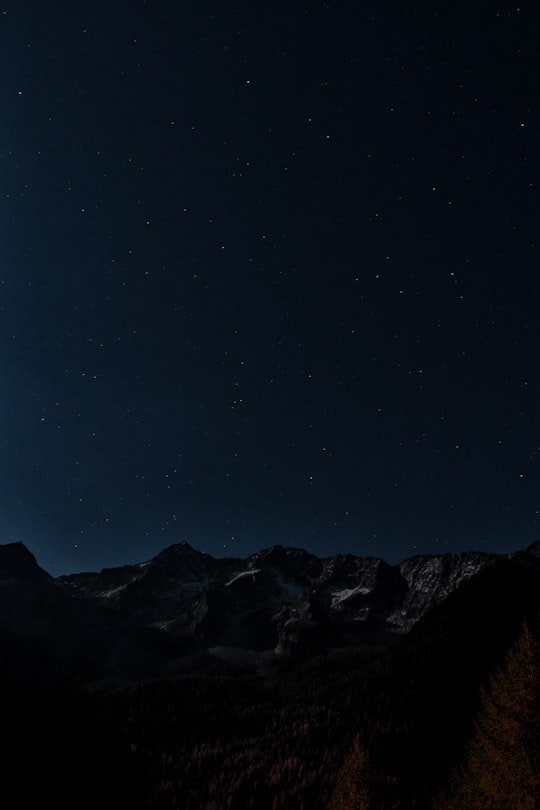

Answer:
[1,539,538,682]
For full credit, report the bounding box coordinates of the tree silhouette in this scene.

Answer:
[328,737,380,810]
[435,619,540,810]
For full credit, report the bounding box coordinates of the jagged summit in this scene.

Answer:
[155,541,213,561]
[248,544,322,581]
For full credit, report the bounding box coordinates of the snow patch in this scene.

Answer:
[99,585,127,599]
[226,569,261,587]
[331,585,371,609]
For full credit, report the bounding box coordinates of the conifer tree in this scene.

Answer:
[328,737,379,810]
[435,619,540,810]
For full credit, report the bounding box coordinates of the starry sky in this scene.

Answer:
[1,1,539,575]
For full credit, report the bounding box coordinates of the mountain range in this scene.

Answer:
[1,538,539,683]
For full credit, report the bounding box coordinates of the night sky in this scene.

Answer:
[1,1,539,575]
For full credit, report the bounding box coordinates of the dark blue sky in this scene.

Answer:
[1,1,539,574]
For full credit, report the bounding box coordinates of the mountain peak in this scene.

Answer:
[250,544,318,562]
[156,541,209,560]
[523,539,540,558]
[0,542,51,582]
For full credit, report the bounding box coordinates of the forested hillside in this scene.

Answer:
[1,557,538,808]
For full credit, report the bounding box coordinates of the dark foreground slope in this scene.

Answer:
[0,683,148,810]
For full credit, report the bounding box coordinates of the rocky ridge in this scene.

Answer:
[0,539,538,681]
